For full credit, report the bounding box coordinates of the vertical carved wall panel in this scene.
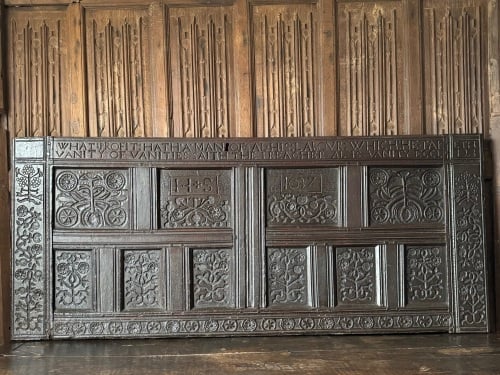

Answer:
[7,9,66,137]
[252,4,318,137]
[86,8,152,137]
[337,2,403,136]
[168,6,234,138]
[423,1,486,134]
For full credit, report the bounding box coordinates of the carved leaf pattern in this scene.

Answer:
[161,197,230,228]
[337,247,375,303]
[55,251,92,310]
[13,164,45,335]
[406,247,446,303]
[369,168,444,225]
[268,248,308,306]
[124,250,161,309]
[193,249,232,308]
[54,170,129,229]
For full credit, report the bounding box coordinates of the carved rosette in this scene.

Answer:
[192,249,233,308]
[123,250,162,310]
[55,251,93,311]
[54,169,129,229]
[452,167,488,330]
[369,168,444,225]
[13,164,46,337]
[267,248,309,307]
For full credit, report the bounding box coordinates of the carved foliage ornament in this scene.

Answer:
[124,250,162,310]
[337,247,376,304]
[55,251,93,311]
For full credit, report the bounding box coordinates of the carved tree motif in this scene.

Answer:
[124,250,162,310]
[337,247,376,303]
[406,246,446,303]
[13,164,45,335]
[369,168,444,225]
[268,248,308,306]
[55,251,93,310]
[54,170,129,229]
[192,249,233,308]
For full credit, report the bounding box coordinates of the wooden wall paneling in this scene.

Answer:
[0,129,9,344]
[423,0,488,135]
[251,1,320,138]
[320,0,336,136]
[6,7,68,138]
[167,3,236,138]
[337,1,405,136]
[0,0,5,114]
[85,6,153,137]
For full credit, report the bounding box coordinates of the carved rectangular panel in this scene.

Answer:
[54,169,130,229]
[423,1,486,134]
[368,167,445,225]
[123,250,164,311]
[252,3,318,137]
[337,1,404,136]
[168,5,234,138]
[86,7,152,137]
[191,249,234,309]
[335,246,381,307]
[55,250,94,312]
[405,245,448,307]
[159,169,232,229]
[7,9,66,137]
[266,168,339,226]
[267,247,310,308]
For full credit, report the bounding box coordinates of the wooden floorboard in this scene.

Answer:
[0,334,499,374]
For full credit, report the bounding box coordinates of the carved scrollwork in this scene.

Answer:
[337,247,376,304]
[55,251,93,310]
[406,246,446,303]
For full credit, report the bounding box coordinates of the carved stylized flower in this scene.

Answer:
[241,319,257,332]
[57,207,78,227]
[105,172,126,190]
[281,319,295,330]
[299,318,314,330]
[77,262,90,275]
[422,170,441,187]
[57,263,70,276]
[262,319,277,330]
[398,316,413,328]
[166,320,180,333]
[296,195,308,205]
[108,322,123,334]
[127,322,141,334]
[320,318,335,330]
[16,205,29,217]
[205,320,219,332]
[57,172,78,192]
[370,170,388,186]
[14,269,28,280]
[223,320,238,332]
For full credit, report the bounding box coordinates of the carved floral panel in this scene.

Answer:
[267,248,309,307]
[405,246,447,306]
[54,169,130,229]
[123,250,163,310]
[266,168,339,226]
[55,251,94,311]
[192,249,234,309]
[160,169,232,228]
[336,247,378,305]
[369,168,444,225]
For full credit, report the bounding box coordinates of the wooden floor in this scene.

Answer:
[0,334,499,374]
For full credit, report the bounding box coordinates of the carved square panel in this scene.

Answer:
[405,245,448,307]
[159,169,232,228]
[335,246,381,307]
[368,167,445,225]
[190,249,235,309]
[122,250,165,311]
[55,250,95,312]
[267,247,311,308]
[266,168,339,226]
[54,169,130,229]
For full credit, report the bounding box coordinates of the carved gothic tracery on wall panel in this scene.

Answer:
[338,2,403,136]
[7,10,66,138]
[86,8,152,137]
[252,4,318,137]
[54,169,130,229]
[423,2,485,134]
[168,6,234,138]
[369,167,445,225]
[266,168,339,226]
[159,169,232,228]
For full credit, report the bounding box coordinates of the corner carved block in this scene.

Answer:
[423,3,485,134]
[405,246,447,307]
[336,247,379,306]
[252,4,318,137]
[54,169,130,229]
[267,248,310,307]
[191,249,234,309]
[338,2,403,136]
[55,251,94,312]
[266,168,339,226]
[123,250,163,311]
[160,170,232,228]
[369,168,444,225]
[168,7,234,137]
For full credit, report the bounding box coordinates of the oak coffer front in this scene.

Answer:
[11,135,492,339]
